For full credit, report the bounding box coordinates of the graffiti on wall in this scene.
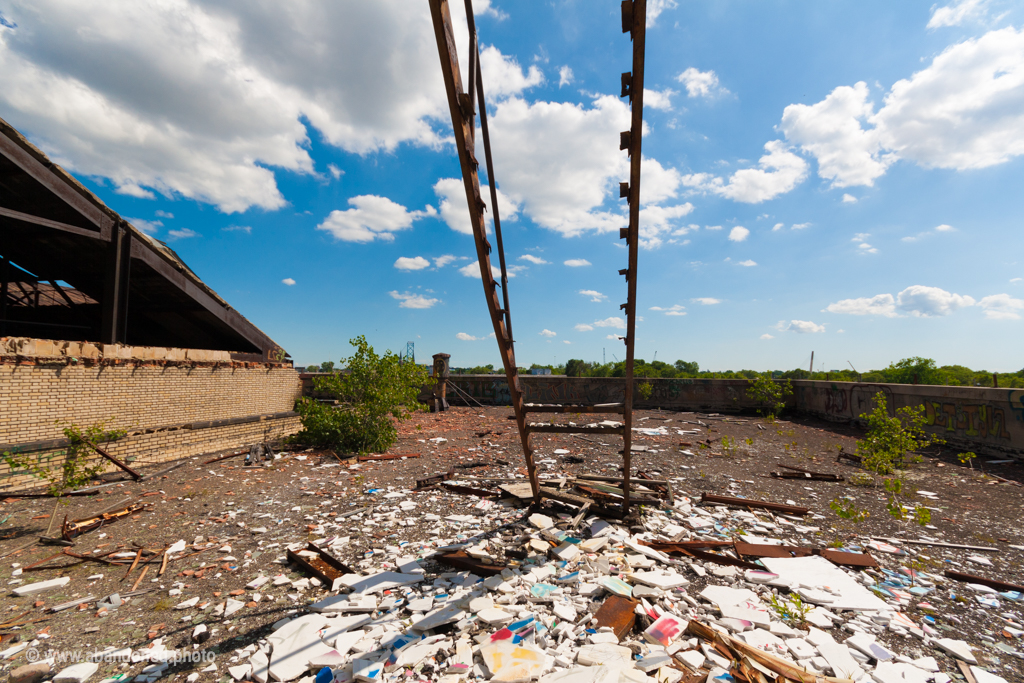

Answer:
[924,401,1011,440]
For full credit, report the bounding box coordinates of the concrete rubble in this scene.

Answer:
[5,451,1022,683]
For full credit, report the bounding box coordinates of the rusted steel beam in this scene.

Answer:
[428,0,538,502]
[620,0,647,512]
[357,453,421,462]
[524,404,626,414]
[437,550,504,576]
[944,570,1024,593]
[526,425,625,435]
[82,438,142,480]
[701,492,809,515]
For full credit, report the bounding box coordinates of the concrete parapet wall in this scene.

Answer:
[444,375,1024,458]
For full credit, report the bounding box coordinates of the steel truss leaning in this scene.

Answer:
[428,0,648,512]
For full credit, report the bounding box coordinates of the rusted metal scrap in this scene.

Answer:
[416,470,455,490]
[701,492,809,516]
[770,465,844,482]
[944,569,1024,593]
[287,542,356,591]
[436,550,504,576]
[61,502,151,540]
[593,594,638,640]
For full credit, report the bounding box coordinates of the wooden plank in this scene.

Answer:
[0,206,106,240]
[527,425,625,435]
[944,569,1024,593]
[524,404,625,414]
[701,492,809,515]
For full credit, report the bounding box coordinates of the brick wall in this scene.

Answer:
[0,337,303,492]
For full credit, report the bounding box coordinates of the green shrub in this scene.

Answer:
[4,420,127,500]
[746,373,792,418]
[295,336,427,454]
[856,392,940,475]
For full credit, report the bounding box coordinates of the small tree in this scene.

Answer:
[295,336,427,454]
[856,392,940,475]
[746,373,793,419]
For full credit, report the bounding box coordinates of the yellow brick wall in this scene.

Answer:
[0,415,301,492]
[0,340,304,492]
[0,363,301,444]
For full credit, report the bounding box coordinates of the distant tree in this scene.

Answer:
[882,357,938,384]
[320,361,336,373]
[674,360,699,375]
[565,359,591,377]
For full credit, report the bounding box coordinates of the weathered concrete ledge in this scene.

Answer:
[443,375,1024,458]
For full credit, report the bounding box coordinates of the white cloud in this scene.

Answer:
[978,293,1024,319]
[903,224,957,242]
[677,67,727,98]
[647,0,679,27]
[394,256,430,271]
[650,304,686,316]
[685,141,808,203]
[539,329,557,337]
[580,290,607,302]
[574,323,594,332]
[592,317,626,329]
[782,27,1024,188]
[558,65,573,88]
[760,333,774,340]
[1011,277,1023,283]
[434,254,457,268]
[519,254,548,265]
[479,45,544,98]
[728,226,749,242]
[167,228,198,240]
[0,0,465,212]
[638,202,694,248]
[692,298,721,305]
[155,210,173,218]
[128,218,162,234]
[389,290,440,309]
[282,278,296,286]
[787,320,826,333]
[737,259,757,267]
[825,293,897,317]
[825,285,975,317]
[564,259,592,267]
[705,225,722,231]
[458,262,523,279]
[606,334,621,340]
[456,332,481,341]
[433,178,520,236]
[562,340,571,344]
[771,222,784,231]
[928,0,989,28]
[485,95,631,236]
[781,82,894,188]
[318,195,436,243]
[851,232,877,254]
[223,225,252,234]
[327,164,344,180]
[644,88,675,111]
[896,285,975,316]
[842,193,858,203]
[792,222,811,230]
[473,0,508,20]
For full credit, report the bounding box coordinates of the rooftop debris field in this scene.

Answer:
[1,406,1022,683]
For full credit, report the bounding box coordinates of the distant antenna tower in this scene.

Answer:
[405,341,415,364]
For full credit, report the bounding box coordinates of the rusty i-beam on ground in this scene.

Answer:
[428,0,648,510]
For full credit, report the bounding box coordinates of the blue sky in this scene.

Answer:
[2,0,1023,371]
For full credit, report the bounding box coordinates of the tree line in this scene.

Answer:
[445,356,1024,388]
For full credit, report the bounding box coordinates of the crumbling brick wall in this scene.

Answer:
[0,337,302,492]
